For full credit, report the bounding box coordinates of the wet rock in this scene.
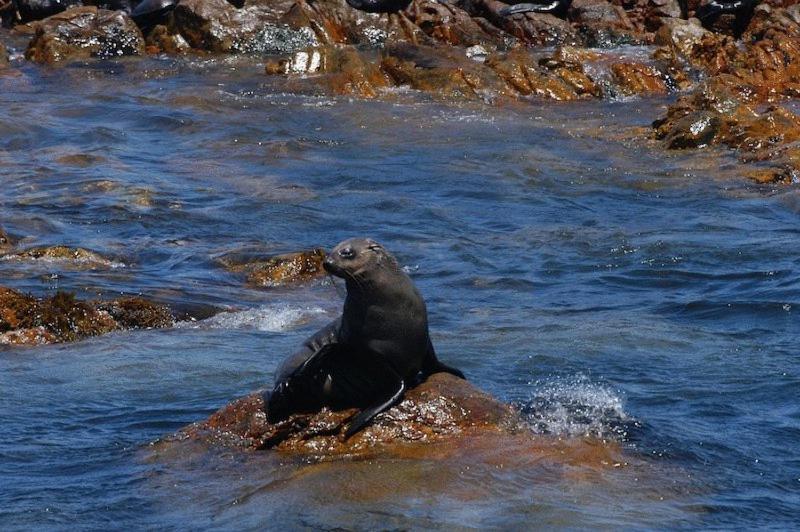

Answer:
[486,48,600,100]
[412,0,509,48]
[0,286,174,345]
[13,0,83,23]
[145,23,191,54]
[0,287,117,344]
[220,248,327,287]
[569,0,644,46]
[169,373,523,456]
[96,296,174,329]
[265,46,391,98]
[0,40,7,66]
[662,110,722,148]
[610,61,668,95]
[0,227,13,252]
[381,43,510,100]
[464,0,581,46]
[170,0,317,53]
[25,6,144,64]
[1,245,122,269]
[643,0,682,32]
[653,16,713,61]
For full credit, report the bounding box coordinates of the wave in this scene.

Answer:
[176,304,327,332]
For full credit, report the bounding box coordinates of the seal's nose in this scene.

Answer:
[322,256,335,273]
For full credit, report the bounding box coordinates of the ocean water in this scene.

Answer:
[1,52,799,529]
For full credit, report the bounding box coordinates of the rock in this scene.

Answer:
[610,61,668,95]
[25,7,145,64]
[644,0,682,32]
[170,0,317,53]
[145,24,192,54]
[662,111,722,148]
[265,46,391,98]
[0,286,175,345]
[96,296,174,329]
[412,0,509,48]
[653,16,715,63]
[0,288,117,344]
[13,0,83,23]
[486,48,600,100]
[0,40,7,67]
[1,245,123,269]
[381,43,510,100]
[463,0,581,46]
[220,248,327,287]
[0,227,13,252]
[168,373,524,456]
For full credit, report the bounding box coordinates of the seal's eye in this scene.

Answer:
[339,247,355,259]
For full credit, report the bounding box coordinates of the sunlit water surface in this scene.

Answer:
[1,49,799,529]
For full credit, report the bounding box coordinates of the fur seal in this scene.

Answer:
[266,238,465,437]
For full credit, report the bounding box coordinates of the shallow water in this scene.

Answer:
[1,51,799,529]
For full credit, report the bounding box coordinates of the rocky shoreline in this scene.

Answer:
[2,0,800,183]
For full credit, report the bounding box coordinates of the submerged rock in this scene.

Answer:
[1,245,123,269]
[0,227,13,252]
[0,286,173,346]
[220,248,327,287]
[25,6,145,64]
[167,373,524,457]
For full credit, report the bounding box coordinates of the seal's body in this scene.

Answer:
[267,238,464,437]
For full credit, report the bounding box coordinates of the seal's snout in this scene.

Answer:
[323,256,335,273]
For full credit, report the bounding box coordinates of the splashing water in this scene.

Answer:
[177,305,327,332]
[519,375,637,441]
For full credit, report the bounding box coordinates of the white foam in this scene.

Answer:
[177,305,327,332]
[522,375,633,440]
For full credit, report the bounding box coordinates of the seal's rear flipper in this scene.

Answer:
[344,379,406,438]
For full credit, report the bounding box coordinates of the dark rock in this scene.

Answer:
[463,0,581,46]
[25,6,145,64]
[0,39,7,66]
[14,0,83,23]
[662,111,722,148]
[0,227,12,252]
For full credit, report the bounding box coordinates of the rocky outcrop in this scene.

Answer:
[24,6,144,64]
[166,372,524,457]
[219,248,327,287]
[0,286,174,346]
[0,39,8,67]
[651,4,800,183]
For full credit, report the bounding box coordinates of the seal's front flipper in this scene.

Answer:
[344,379,406,439]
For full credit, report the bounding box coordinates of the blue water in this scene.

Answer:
[1,52,799,529]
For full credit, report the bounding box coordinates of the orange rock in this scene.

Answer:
[611,62,668,96]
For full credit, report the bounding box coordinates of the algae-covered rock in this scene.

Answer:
[96,297,174,329]
[1,245,123,269]
[168,373,523,457]
[25,7,145,64]
[0,286,174,346]
[220,248,327,287]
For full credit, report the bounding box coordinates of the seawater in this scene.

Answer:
[1,53,799,529]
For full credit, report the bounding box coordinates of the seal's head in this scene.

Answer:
[323,238,397,283]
